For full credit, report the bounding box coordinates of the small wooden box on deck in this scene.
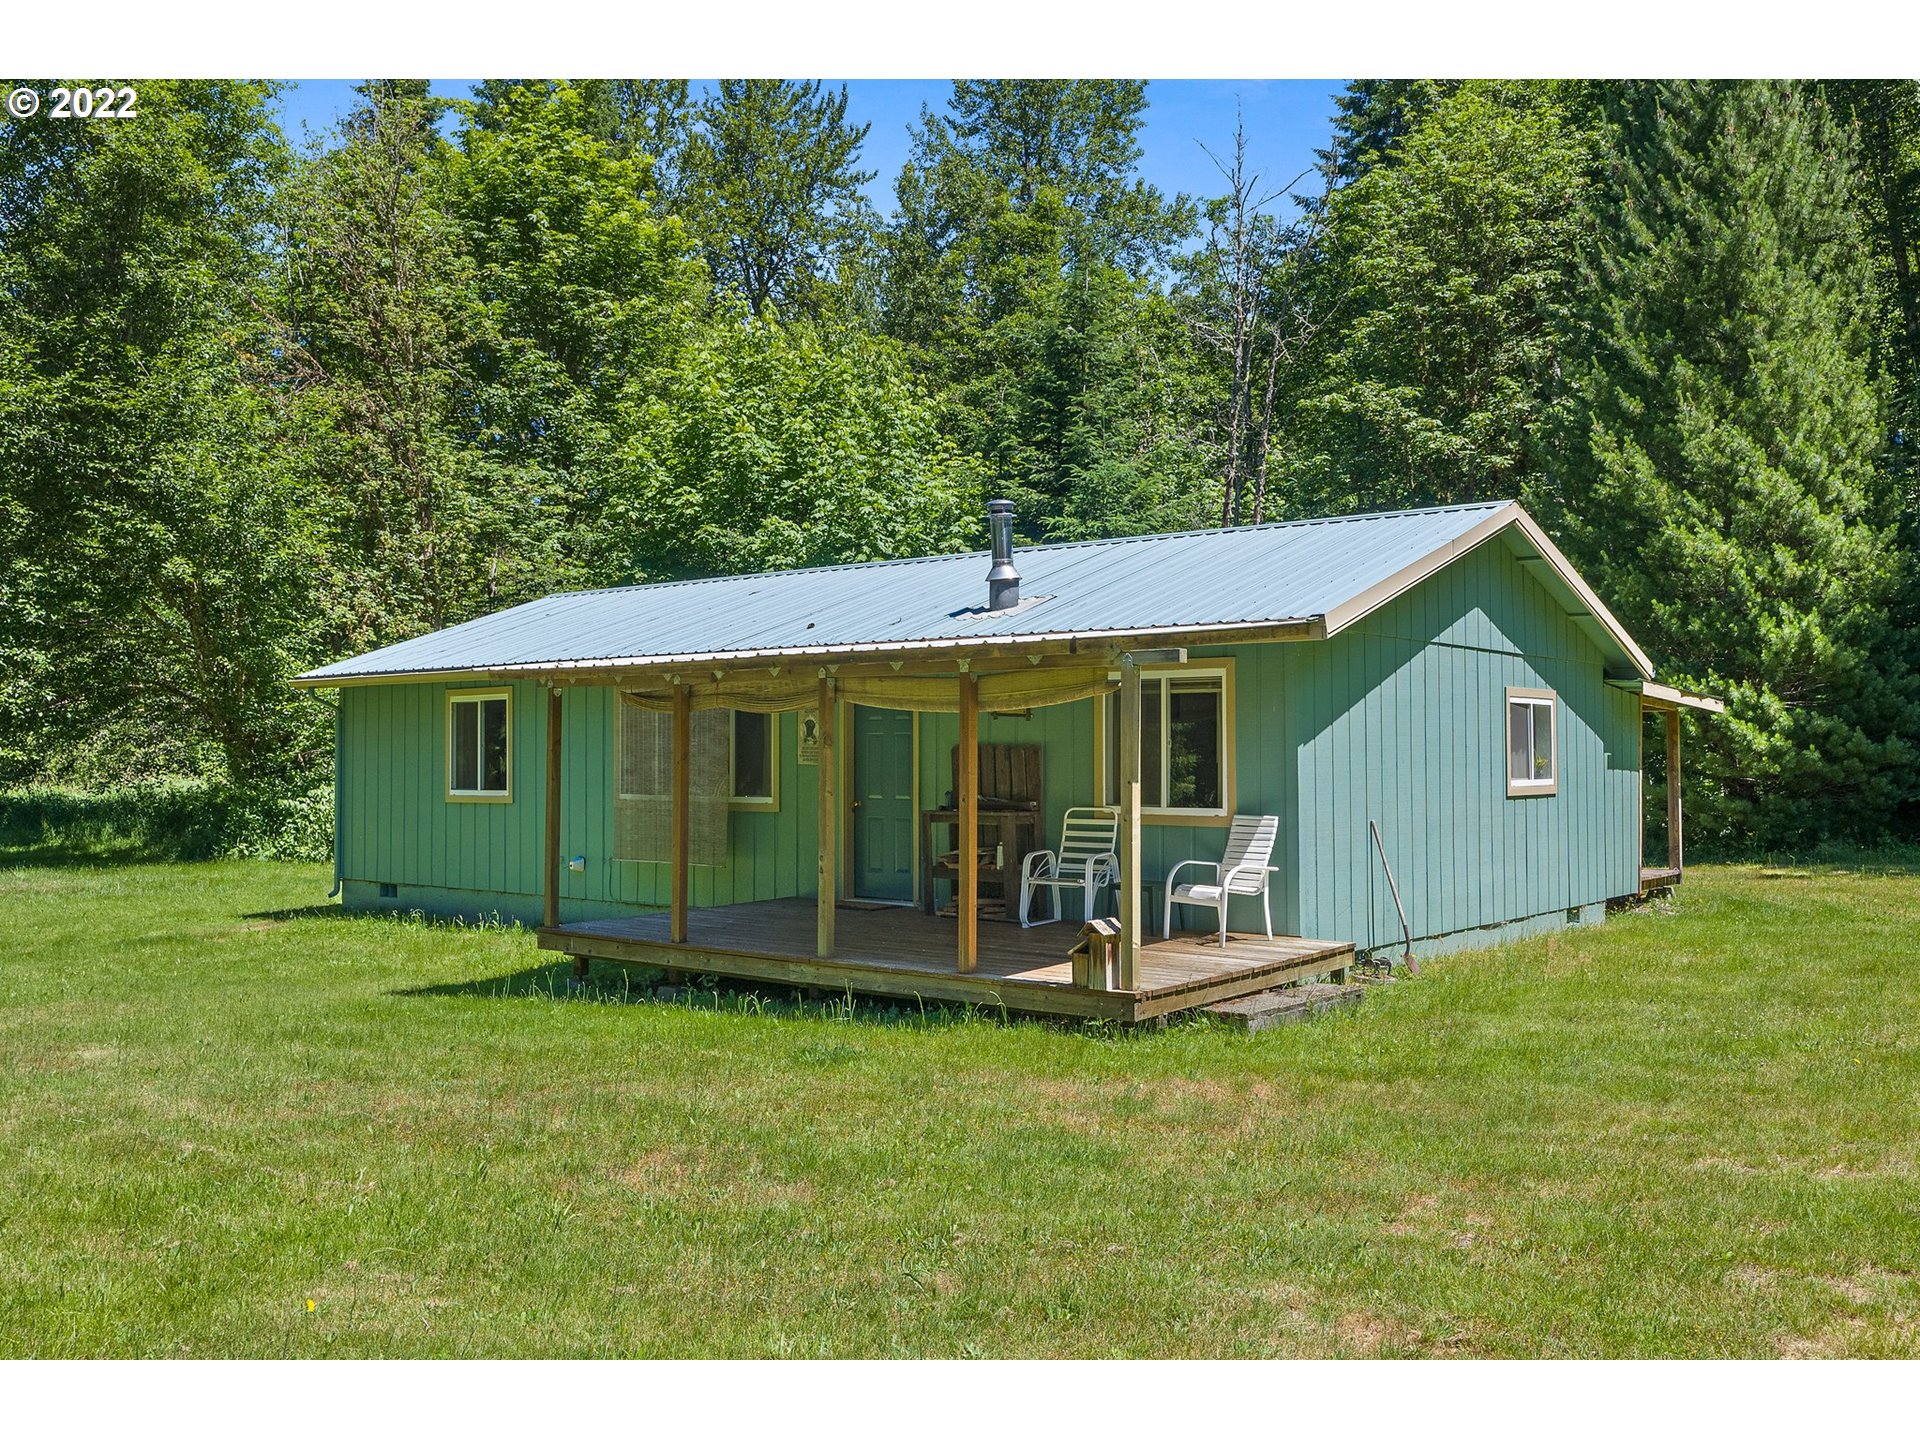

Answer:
[1070,917,1122,990]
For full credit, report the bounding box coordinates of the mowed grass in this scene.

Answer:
[1,859,1916,1358]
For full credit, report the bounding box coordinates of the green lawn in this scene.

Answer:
[1,858,1916,1357]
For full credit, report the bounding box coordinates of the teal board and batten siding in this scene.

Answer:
[1045,536,1640,952]
[338,682,819,924]
[338,534,1642,951]
[1275,537,1641,954]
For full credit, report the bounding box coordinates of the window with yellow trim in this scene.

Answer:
[729,711,778,810]
[1506,689,1557,796]
[448,691,510,800]
[1100,665,1232,818]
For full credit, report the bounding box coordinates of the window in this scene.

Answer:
[730,710,778,810]
[1507,688,1557,796]
[448,690,511,800]
[1099,664,1233,820]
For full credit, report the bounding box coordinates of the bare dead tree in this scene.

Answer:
[1190,117,1341,527]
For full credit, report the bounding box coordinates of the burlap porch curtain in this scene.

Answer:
[611,667,1117,867]
[615,666,1118,715]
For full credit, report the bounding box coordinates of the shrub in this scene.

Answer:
[0,779,333,864]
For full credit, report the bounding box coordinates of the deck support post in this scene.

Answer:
[816,677,838,957]
[548,685,580,977]
[544,684,563,933]
[1665,707,1683,876]
[957,671,979,973]
[1116,657,1142,990]
[671,683,691,944]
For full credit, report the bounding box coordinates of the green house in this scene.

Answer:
[295,500,1719,1022]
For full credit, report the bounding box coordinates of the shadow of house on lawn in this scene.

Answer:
[392,962,660,1005]
[242,902,540,932]
[243,902,384,923]
[386,959,1119,1032]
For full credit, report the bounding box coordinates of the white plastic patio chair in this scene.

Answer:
[1018,806,1121,927]
[1163,814,1280,945]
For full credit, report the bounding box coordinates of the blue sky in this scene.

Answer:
[274,79,1348,212]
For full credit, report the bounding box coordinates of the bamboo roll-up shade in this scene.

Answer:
[613,703,728,865]
[617,667,1116,715]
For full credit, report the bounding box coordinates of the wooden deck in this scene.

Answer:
[1640,865,1682,892]
[537,898,1355,1023]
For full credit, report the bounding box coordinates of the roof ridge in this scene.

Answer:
[546,499,1519,602]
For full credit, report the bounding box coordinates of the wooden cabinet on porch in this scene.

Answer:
[921,742,1042,920]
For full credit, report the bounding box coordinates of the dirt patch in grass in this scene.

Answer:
[612,1148,816,1209]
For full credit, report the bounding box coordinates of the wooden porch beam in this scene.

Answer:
[545,685,563,933]
[383,621,1321,694]
[670,683,691,943]
[1116,657,1142,989]
[957,671,979,973]
[816,677,838,957]
[1666,707,1683,875]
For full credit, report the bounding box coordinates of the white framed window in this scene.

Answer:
[447,689,511,802]
[1506,687,1557,797]
[1098,663,1234,821]
[729,710,778,811]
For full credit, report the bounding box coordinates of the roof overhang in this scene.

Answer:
[289,617,1327,690]
[1318,502,1656,681]
[1614,679,1726,714]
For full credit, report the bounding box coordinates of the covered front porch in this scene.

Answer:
[528,625,1348,1021]
[538,897,1354,1024]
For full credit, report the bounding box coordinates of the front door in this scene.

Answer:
[853,706,915,902]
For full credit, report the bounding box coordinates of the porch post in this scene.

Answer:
[671,683,691,943]
[957,670,979,973]
[1666,707,1683,876]
[816,676,837,957]
[544,684,563,932]
[1116,657,1142,989]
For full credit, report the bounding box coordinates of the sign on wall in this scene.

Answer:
[796,707,821,766]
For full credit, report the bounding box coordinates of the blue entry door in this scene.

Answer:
[853,706,915,902]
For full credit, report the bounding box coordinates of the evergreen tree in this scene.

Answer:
[881,80,1207,539]
[1543,80,1919,848]
[1319,79,1460,183]
[1827,79,1920,647]
[677,79,877,318]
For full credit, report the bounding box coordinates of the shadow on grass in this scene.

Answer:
[243,902,366,923]
[392,962,646,1004]
[388,958,1129,1033]
[242,903,541,936]
[1741,852,1920,879]
[0,844,205,870]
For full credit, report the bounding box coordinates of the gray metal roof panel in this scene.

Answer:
[298,502,1514,681]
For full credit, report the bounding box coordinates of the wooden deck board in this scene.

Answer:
[538,897,1354,1022]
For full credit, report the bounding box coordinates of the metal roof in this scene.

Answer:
[296,500,1652,684]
